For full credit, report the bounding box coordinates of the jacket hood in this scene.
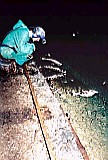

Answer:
[13,20,27,30]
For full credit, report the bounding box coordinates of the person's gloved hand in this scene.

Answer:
[32,43,35,51]
[27,54,33,60]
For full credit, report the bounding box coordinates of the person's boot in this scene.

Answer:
[16,66,24,74]
[10,61,17,74]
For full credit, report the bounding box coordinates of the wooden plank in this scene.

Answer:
[24,65,57,160]
[25,65,87,160]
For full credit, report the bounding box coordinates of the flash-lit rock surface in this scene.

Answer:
[51,81,107,160]
[0,70,89,160]
[0,74,49,160]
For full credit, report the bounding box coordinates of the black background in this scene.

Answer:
[0,0,108,36]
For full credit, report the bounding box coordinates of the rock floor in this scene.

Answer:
[0,74,49,160]
[0,71,89,160]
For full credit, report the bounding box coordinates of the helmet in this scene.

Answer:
[32,27,46,44]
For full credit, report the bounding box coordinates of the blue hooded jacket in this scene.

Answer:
[0,20,35,65]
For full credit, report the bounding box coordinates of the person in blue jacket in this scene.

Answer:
[0,19,46,73]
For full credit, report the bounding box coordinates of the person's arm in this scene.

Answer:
[14,29,35,55]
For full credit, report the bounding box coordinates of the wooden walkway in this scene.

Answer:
[25,65,89,160]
